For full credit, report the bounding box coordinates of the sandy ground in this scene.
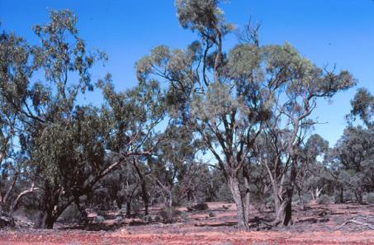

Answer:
[1,202,374,244]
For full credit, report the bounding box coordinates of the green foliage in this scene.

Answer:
[364,193,374,204]
[348,88,373,128]
[0,1,363,229]
[317,194,333,205]
[175,0,234,35]
[216,184,233,202]
[58,204,83,224]
[330,126,374,202]
[0,9,165,228]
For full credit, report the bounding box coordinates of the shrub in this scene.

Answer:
[187,203,208,212]
[317,194,333,205]
[158,207,181,223]
[364,193,374,204]
[94,215,105,224]
[114,216,124,224]
[344,190,355,202]
[216,184,233,202]
[58,204,84,224]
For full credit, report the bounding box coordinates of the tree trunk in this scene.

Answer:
[126,200,131,216]
[298,189,305,211]
[168,190,173,208]
[355,190,363,204]
[34,210,56,229]
[140,181,149,215]
[273,189,293,226]
[272,160,296,227]
[243,166,251,221]
[272,182,281,214]
[116,196,124,209]
[340,187,344,203]
[133,159,149,215]
[228,175,248,229]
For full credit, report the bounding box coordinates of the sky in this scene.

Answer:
[0,0,373,147]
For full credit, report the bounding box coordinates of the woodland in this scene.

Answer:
[0,1,373,242]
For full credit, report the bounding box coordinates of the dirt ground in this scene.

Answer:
[1,202,374,244]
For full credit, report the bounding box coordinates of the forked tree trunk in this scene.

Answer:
[272,162,296,227]
[273,190,293,226]
[228,175,248,229]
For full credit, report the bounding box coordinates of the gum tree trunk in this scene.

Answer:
[243,165,251,221]
[228,175,248,229]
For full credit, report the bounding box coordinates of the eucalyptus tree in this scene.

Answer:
[0,10,165,228]
[0,24,41,217]
[330,89,374,203]
[147,125,201,207]
[136,0,264,228]
[256,44,354,225]
[98,71,166,214]
[136,0,355,228]
[294,134,330,209]
[330,126,374,203]
[348,88,373,128]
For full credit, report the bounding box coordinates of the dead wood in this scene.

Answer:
[194,221,237,227]
[336,218,374,230]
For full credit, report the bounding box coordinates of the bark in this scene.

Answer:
[263,157,281,214]
[272,182,281,214]
[139,180,149,215]
[273,188,293,226]
[35,210,57,229]
[243,166,251,221]
[133,159,149,215]
[272,160,297,227]
[228,175,248,229]
[298,189,305,211]
[355,190,364,204]
[126,201,131,216]
[168,190,173,208]
[340,187,344,203]
[116,195,124,209]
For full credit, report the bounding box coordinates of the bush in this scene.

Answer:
[94,215,105,224]
[58,204,85,224]
[215,184,233,202]
[0,212,15,228]
[317,194,333,205]
[114,216,124,224]
[364,193,374,204]
[158,207,181,223]
[187,203,208,212]
[344,190,355,202]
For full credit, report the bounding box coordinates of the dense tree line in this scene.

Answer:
[0,0,372,230]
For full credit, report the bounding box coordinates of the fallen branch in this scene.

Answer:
[336,219,374,230]
[195,221,237,227]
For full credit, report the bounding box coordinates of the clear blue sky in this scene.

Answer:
[1,0,373,146]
